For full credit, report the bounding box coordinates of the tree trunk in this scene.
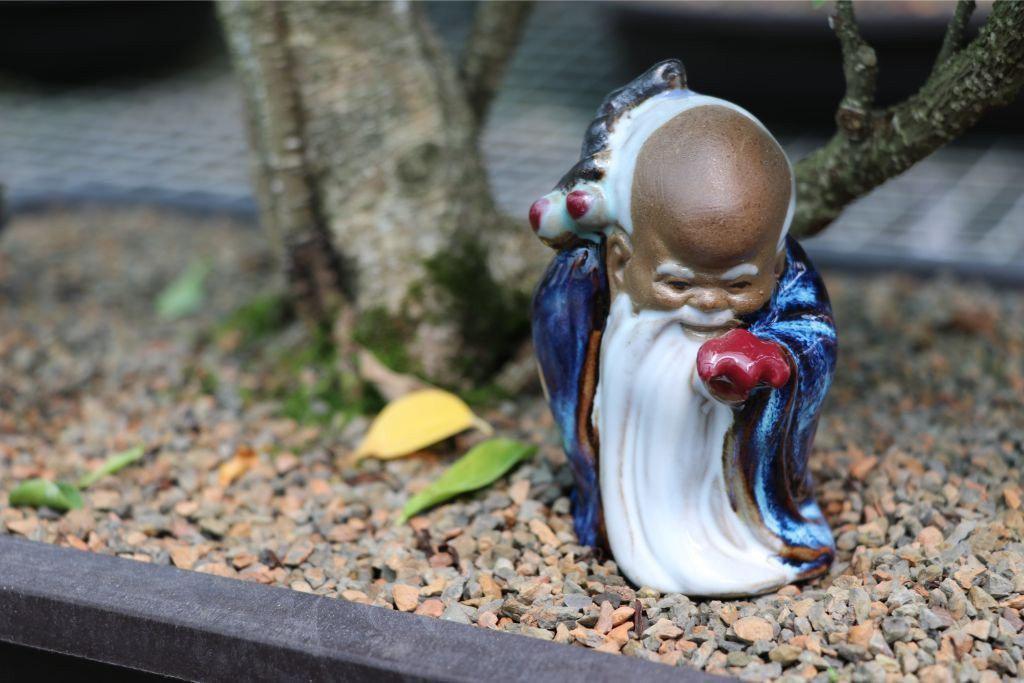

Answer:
[217,1,542,384]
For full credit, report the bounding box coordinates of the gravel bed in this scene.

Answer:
[1,208,1022,682]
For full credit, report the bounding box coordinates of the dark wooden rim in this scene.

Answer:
[0,535,723,682]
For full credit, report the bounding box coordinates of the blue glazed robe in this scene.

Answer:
[532,236,836,578]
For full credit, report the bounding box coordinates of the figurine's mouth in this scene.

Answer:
[679,321,739,340]
[680,320,736,332]
[676,306,737,333]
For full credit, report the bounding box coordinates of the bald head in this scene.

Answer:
[606,104,793,321]
[631,105,791,267]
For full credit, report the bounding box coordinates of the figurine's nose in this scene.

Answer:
[690,288,729,312]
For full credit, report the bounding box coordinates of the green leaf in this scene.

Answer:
[77,445,146,489]
[156,259,210,320]
[398,438,536,523]
[9,479,84,511]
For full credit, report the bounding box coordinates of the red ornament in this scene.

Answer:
[528,198,549,232]
[566,190,592,220]
[696,328,791,403]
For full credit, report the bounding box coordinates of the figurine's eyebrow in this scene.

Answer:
[655,263,695,280]
[720,263,758,280]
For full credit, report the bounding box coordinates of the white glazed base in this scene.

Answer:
[594,295,797,596]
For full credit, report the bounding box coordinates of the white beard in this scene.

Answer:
[594,294,797,596]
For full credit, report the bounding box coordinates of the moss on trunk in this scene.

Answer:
[423,237,531,383]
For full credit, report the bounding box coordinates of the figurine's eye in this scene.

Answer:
[729,281,752,291]
[664,280,691,291]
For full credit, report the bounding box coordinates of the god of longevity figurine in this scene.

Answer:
[529,60,836,597]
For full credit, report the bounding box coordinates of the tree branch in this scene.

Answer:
[792,0,1024,238]
[933,0,977,74]
[831,0,877,140]
[459,1,534,127]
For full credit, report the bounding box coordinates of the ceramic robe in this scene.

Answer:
[529,59,836,597]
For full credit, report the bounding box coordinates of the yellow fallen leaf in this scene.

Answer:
[218,444,257,487]
[352,389,491,462]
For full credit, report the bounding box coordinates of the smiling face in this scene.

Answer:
[606,104,792,330]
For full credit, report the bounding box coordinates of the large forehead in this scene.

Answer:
[629,104,791,265]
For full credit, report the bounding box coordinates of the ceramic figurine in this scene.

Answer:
[529,60,836,597]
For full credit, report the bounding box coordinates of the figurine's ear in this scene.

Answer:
[773,248,787,279]
[606,231,633,295]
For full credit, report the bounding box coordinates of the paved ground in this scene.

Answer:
[1,2,1023,281]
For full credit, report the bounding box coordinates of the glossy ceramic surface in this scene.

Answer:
[529,59,836,596]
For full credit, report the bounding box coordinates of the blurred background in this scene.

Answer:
[0,0,1022,281]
